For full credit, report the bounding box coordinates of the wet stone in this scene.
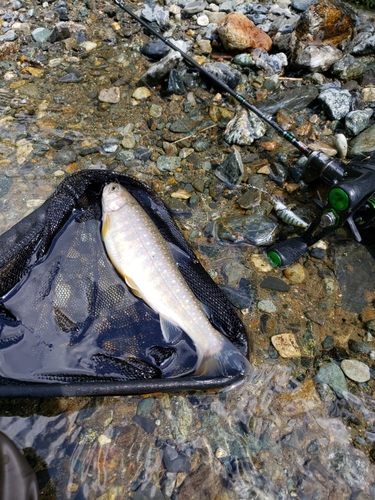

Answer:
[31,27,52,43]
[167,69,186,95]
[256,85,319,115]
[315,361,347,397]
[132,415,156,434]
[49,24,71,43]
[214,148,243,189]
[260,276,290,292]
[350,124,375,156]
[162,445,191,473]
[202,62,242,90]
[237,188,261,209]
[258,300,277,314]
[348,339,371,355]
[214,214,278,246]
[141,40,170,60]
[141,51,182,86]
[318,88,352,121]
[322,335,334,349]
[53,146,76,165]
[0,175,13,197]
[224,108,267,146]
[271,333,301,358]
[59,73,82,83]
[157,156,181,172]
[341,359,371,383]
[98,87,120,104]
[133,482,165,500]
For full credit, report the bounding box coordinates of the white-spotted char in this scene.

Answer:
[101,183,250,378]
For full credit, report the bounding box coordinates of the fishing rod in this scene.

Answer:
[113,0,375,268]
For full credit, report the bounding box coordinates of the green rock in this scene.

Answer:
[315,362,347,397]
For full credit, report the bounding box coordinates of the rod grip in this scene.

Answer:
[266,238,308,268]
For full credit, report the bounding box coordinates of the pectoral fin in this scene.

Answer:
[122,274,144,300]
[101,214,110,239]
[160,315,185,344]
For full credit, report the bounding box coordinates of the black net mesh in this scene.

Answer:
[0,170,249,396]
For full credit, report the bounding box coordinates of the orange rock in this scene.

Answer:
[218,12,272,53]
[295,0,356,47]
[261,141,278,151]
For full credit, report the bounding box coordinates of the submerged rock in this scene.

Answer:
[217,12,272,52]
[315,361,347,397]
[256,85,319,115]
[224,108,267,146]
[271,333,301,358]
[341,359,371,383]
[214,148,244,188]
[213,214,278,246]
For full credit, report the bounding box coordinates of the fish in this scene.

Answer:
[101,183,250,378]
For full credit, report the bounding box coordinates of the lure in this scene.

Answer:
[271,197,309,229]
[247,185,309,229]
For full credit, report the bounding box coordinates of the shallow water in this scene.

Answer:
[1,0,375,498]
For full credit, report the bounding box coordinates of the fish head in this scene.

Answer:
[101,183,135,214]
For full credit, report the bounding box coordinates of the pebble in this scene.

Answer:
[132,87,152,100]
[80,41,97,51]
[271,333,301,358]
[322,335,334,349]
[258,299,277,313]
[348,339,371,355]
[162,445,191,473]
[98,87,121,104]
[282,263,305,283]
[251,254,273,272]
[0,175,13,197]
[141,40,170,61]
[197,14,209,26]
[156,156,181,172]
[341,359,371,383]
[121,133,136,149]
[315,361,347,397]
[260,276,290,292]
[31,27,51,43]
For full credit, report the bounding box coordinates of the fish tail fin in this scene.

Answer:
[195,341,251,379]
